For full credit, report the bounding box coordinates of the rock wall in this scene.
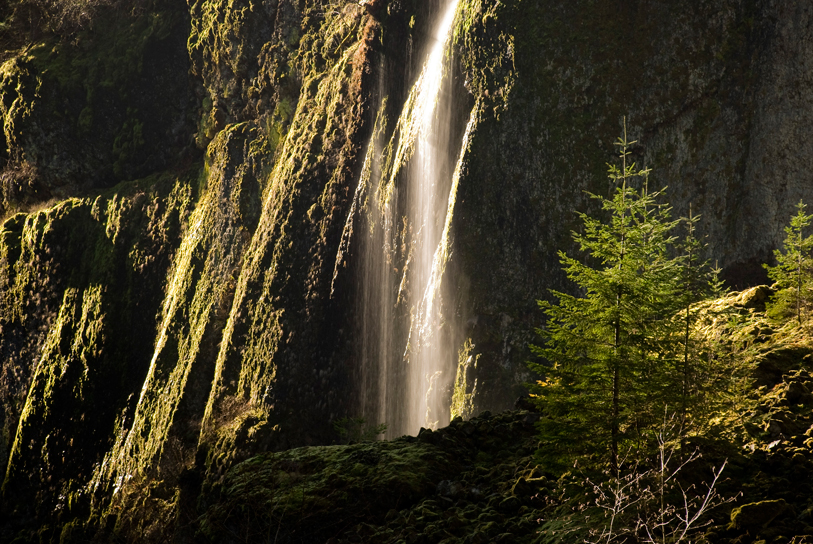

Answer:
[452,0,813,411]
[0,0,196,210]
[1,0,812,540]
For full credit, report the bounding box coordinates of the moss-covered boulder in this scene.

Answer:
[195,410,544,544]
[730,499,789,531]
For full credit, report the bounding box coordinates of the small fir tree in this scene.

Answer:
[764,200,813,326]
[530,125,681,474]
[529,122,719,473]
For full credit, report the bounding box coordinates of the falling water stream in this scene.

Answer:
[405,0,461,433]
[352,0,467,438]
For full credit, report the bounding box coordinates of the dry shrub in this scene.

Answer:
[207,394,257,435]
[27,0,113,32]
[158,434,194,482]
[0,158,40,221]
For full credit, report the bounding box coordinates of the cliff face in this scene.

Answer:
[1,0,812,540]
[452,0,813,412]
[0,0,195,209]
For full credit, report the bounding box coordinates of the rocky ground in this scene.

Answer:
[192,409,546,544]
[186,400,813,544]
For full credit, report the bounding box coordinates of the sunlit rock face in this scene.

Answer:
[1,0,812,540]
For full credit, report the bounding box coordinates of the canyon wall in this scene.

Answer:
[0,0,811,540]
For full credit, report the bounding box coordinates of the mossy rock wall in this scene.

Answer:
[0,0,196,214]
[2,0,813,541]
[0,1,434,540]
[0,173,196,537]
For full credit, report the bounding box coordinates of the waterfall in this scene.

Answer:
[405,0,461,433]
[349,0,467,438]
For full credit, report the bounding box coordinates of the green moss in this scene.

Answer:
[191,410,546,543]
[198,439,458,542]
[0,1,192,211]
[199,1,371,456]
[112,110,145,177]
[0,170,198,526]
[0,54,40,170]
[455,0,516,116]
[91,123,262,518]
[29,9,177,94]
[451,339,478,420]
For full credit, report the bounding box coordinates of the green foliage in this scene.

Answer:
[529,125,720,473]
[764,200,813,325]
[112,110,144,177]
[668,209,731,436]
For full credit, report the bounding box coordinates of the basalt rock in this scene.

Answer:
[1,0,813,542]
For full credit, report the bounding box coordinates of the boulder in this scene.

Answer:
[729,499,789,531]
